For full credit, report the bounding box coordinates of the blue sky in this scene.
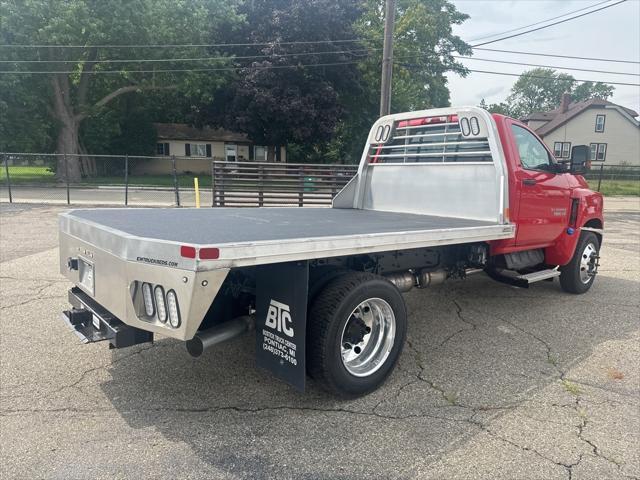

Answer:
[446,0,640,113]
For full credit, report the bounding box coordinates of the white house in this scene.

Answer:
[138,123,287,175]
[521,95,640,166]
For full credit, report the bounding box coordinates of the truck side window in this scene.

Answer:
[511,124,553,171]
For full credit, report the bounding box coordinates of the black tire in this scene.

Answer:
[559,231,600,294]
[308,266,349,304]
[307,272,407,398]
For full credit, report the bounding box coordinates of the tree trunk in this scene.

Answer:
[51,74,83,183]
[55,121,83,182]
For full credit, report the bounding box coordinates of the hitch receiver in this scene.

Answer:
[62,287,153,349]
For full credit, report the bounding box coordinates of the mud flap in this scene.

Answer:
[255,261,309,392]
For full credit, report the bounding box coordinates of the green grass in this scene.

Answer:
[561,379,582,396]
[0,166,212,188]
[0,165,55,183]
[587,179,640,196]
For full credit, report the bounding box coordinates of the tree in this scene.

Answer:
[199,0,364,162]
[0,0,240,180]
[479,98,510,116]
[334,0,471,162]
[572,81,614,102]
[201,0,471,164]
[506,68,575,119]
[501,68,616,118]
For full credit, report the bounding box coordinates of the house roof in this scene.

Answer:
[154,123,249,143]
[522,99,639,137]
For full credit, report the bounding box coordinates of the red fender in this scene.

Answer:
[545,189,604,266]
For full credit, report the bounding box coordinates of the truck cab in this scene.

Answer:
[491,114,603,270]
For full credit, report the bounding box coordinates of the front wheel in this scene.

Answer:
[307,272,407,397]
[559,231,600,294]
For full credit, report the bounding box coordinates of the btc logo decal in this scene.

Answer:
[265,299,294,337]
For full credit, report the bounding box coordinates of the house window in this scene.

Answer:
[191,144,207,157]
[156,142,170,156]
[595,114,606,132]
[553,142,562,157]
[589,143,607,161]
[225,144,237,162]
[553,142,571,159]
[254,146,267,162]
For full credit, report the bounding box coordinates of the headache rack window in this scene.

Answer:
[369,120,493,164]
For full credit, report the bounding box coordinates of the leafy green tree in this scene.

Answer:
[202,0,470,164]
[572,81,614,102]
[506,68,575,119]
[479,98,511,116]
[199,0,364,162]
[501,68,615,118]
[334,0,471,163]
[0,0,240,180]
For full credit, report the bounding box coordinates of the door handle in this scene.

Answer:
[523,179,537,186]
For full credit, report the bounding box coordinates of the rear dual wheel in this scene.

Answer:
[307,272,407,397]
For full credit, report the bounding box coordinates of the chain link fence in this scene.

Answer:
[1,153,360,207]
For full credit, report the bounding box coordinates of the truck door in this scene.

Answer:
[510,123,571,247]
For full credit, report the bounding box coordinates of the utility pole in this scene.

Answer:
[379,0,396,117]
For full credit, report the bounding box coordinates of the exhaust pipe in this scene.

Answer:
[186,315,253,358]
[385,269,448,292]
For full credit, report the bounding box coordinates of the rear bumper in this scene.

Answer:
[62,287,153,348]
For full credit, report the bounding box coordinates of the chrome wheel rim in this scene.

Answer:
[340,298,396,377]
[579,242,597,284]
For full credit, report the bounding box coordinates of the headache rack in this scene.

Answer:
[333,107,508,223]
[369,115,493,164]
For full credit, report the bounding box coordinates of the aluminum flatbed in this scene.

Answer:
[62,106,602,397]
[61,207,515,269]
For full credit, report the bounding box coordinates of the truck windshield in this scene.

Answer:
[511,124,553,171]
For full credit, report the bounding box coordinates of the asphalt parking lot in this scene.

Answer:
[1,199,639,480]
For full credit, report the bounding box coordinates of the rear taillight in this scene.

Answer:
[135,281,180,328]
[154,285,167,323]
[166,290,181,328]
[141,283,154,317]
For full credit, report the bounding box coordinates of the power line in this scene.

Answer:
[466,0,611,42]
[473,47,640,65]
[453,55,639,77]
[465,69,639,87]
[394,61,639,86]
[0,59,365,75]
[471,0,627,47]
[0,48,375,64]
[0,38,367,49]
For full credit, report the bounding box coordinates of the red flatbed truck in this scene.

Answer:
[59,107,603,397]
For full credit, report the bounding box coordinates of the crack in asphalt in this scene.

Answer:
[438,299,478,347]
[2,342,167,402]
[0,280,63,309]
[573,396,639,479]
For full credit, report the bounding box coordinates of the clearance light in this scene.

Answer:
[154,285,167,322]
[141,283,155,317]
[180,245,197,258]
[397,115,457,128]
[166,290,181,328]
